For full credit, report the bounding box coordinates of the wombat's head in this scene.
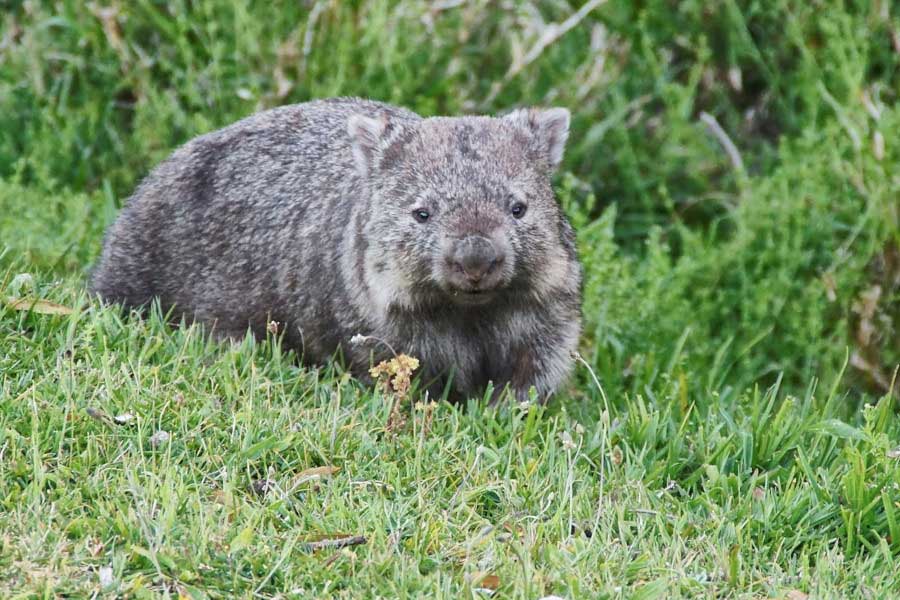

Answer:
[347,108,577,310]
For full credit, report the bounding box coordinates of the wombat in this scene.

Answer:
[91,98,582,402]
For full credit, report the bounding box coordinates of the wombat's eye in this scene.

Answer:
[412,209,431,223]
[510,202,527,219]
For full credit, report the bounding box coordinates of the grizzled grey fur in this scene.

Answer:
[91,98,582,402]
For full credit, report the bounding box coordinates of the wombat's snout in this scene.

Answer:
[447,235,505,287]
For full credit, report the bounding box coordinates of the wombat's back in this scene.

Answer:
[90,98,419,344]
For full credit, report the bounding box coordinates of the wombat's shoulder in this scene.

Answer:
[128,98,421,204]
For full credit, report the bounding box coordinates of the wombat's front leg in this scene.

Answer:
[487,344,572,406]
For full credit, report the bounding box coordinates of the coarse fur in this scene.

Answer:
[90,98,582,402]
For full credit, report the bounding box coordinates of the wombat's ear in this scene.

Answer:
[503,107,570,170]
[347,114,404,177]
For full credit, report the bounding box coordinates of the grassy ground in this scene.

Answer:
[1,1,899,597]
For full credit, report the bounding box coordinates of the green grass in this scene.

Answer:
[1,0,899,597]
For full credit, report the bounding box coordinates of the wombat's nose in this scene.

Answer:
[450,236,501,283]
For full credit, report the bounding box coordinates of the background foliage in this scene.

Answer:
[1,0,899,597]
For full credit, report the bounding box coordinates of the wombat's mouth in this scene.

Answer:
[447,287,499,305]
